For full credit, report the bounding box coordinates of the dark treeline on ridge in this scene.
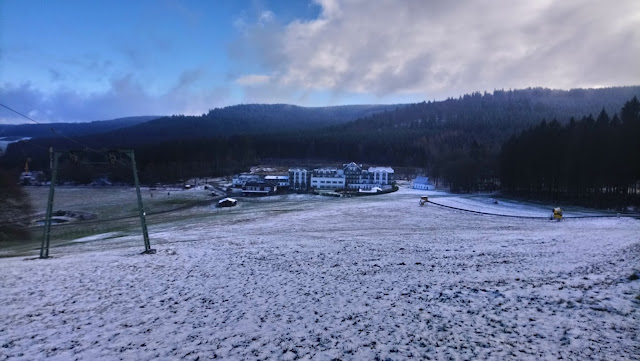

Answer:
[70,104,400,145]
[3,86,640,208]
[0,116,160,138]
[501,97,640,208]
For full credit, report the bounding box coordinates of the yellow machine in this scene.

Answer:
[419,196,429,206]
[552,207,563,220]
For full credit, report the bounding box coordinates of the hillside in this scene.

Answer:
[341,86,640,138]
[0,116,162,138]
[97,104,400,145]
[2,187,639,360]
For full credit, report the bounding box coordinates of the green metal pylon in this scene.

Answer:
[126,150,154,254]
[39,148,154,258]
[40,148,61,259]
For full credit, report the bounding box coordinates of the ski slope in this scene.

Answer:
[1,187,639,360]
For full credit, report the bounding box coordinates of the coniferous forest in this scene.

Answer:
[501,97,640,208]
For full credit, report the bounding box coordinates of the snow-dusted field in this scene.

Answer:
[1,187,639,360]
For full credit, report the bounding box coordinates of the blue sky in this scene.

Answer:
[1,0,639,123]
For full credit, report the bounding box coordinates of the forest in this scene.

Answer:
[2,86,639,208]
[501,97,640,208]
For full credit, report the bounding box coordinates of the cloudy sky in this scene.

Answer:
[1,0,639,123]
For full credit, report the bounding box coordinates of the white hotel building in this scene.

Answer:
[310,167,346,190]
[289,162,394,191]
[288,168,311,190]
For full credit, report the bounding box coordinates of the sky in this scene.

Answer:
[1,0,639,123]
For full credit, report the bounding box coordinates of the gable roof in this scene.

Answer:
[413,176,430,184]
[343,162,362,170]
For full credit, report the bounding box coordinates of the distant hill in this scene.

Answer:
[341,86,640,136]
[0,116,162,138]
[96,104,400,145]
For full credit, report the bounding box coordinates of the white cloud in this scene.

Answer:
[0,71,231,123]
[235,74,271,86]
[259,10,275,24]
[234,0,640,100]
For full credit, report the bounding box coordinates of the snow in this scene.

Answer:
[1,187,639,360]
[0,137,31,156]
[402,187,617,218]
[69,232,126,243]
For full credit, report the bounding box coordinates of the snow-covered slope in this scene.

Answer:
[1,188,639,360]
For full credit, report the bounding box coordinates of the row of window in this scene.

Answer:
[313,180,343,184]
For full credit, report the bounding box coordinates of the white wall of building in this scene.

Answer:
[311,176,345,189]
[289,169,310,190]
[413,183,435,190]
[289,164,395,191]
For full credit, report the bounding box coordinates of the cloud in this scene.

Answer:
[172,68,206,92]
[259,10,275,24]
[233,0,640,100]
[48,69,64,82]
[0,71,230,123]
[235,74,271,86]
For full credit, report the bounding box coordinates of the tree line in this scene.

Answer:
[501,97,640,208]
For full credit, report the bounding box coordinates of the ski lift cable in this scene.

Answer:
[0,103,136,171]
[0,103,105,154]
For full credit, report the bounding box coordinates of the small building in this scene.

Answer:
[412,176,435,190]
[217,197,238,208]
[242,181,275,196]
[264,175,289,188]
[232,174,263,187]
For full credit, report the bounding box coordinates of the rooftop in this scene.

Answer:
[368,167,394,173]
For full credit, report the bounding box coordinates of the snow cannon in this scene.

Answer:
[552,207,563,220]
[419,196,429,206]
